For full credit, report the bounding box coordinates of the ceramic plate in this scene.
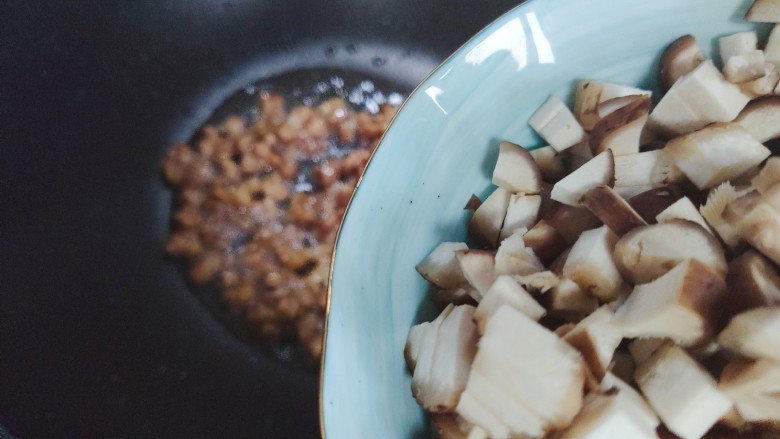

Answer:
[321,0,762,437]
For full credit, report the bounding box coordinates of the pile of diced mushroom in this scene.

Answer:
[405,2,780,439]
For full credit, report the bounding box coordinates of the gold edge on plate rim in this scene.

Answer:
[317,1,531,437]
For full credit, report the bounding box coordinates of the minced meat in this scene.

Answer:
[162,91,398,361]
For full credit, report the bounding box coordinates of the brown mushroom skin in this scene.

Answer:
[628,185,685,224]
[658,34,705,93]
[589,95,651,155]
[582,184,648,236]
[523,220,569,266]
[613,219,728,284]
[723,250,780,322]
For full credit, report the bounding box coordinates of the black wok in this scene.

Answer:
[0,1,520,437]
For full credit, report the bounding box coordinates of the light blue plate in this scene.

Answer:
[321,0,763,437]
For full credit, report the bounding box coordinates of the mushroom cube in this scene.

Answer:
[551,149,615,206]
[613,150,683,199]
[635,344,733,439]
[522,220,568,266]
[491,141,542,194]
[719,31,759,62]
[648,60,750,137]
[469,187,511,247]
[416,242,470,289]
[563,225,625,302]
[664,122,770,190]
[614,259,727,346]
[613,220,728,284]
[528,95,587,152]
[718,358,780,424]
[735,96,780,143]
[573,79,651,130]
[589,95,651,156]
[494,230,544,277]
[723,49,766,83]
[529,145,567,183]
[563,306,624,382]
[547,278,600,318]
[655,196,712,233]
[558,392,660,439]
[745,0,780,23]
[411,304,479,413]
[474,275,545,334]
[500,194,541,240]
[456,306,585,438]
[658,34,705,92]
[718,306,780,362]
[700,182,743,249]
[723,190,780,265]
[582,184,647,236]
[455,249,497,300]
[724,250,780,317]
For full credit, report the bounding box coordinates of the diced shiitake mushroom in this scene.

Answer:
[589,95,651,156]
[658,35,705,92]
[573,79,652,130]
[745,0,780,22]
[543,204,602,243]
[724,250,780,317]
[433,287,479,309]
[546,277,599,319]
[614,259,727,346]
[469,187,511,247]
[723,190,780,265]
[411,304,479,412]
[512,271,560,294]
[455,249,497,301]
[658,35,704,92]
[474,275,545,334]
[718,306,780,362]
[491,141,542,194]
[612,220,728,284]
[635,344,733,439]
[563,306,623,383]
[719,31,765,84]
[416,242,470,289]
[739,62,780,98]
[718,358,780,425]
[629,185,685,223]
[648,60,750,137]
[500,194,541,240]
[528,95,588,153]
[628,338,667,364]
[600,372,660,429]
[719,31,758,62]
[522,220,568,266]
[558,392,660,439]
[412,12,780,436]
[563,225,626,302]
[613,149,683,199]
[456,306,585,439]
[581,184,647,236]
[551,149,615,206]
[655,196,712,233]
[494,230,545,277]
[529,146,567,183]
[664,122,770,190]
[700,181,744,249]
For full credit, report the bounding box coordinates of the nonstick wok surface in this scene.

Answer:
[0,1,520,437]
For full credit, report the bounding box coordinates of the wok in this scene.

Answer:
[0,0,521,438]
